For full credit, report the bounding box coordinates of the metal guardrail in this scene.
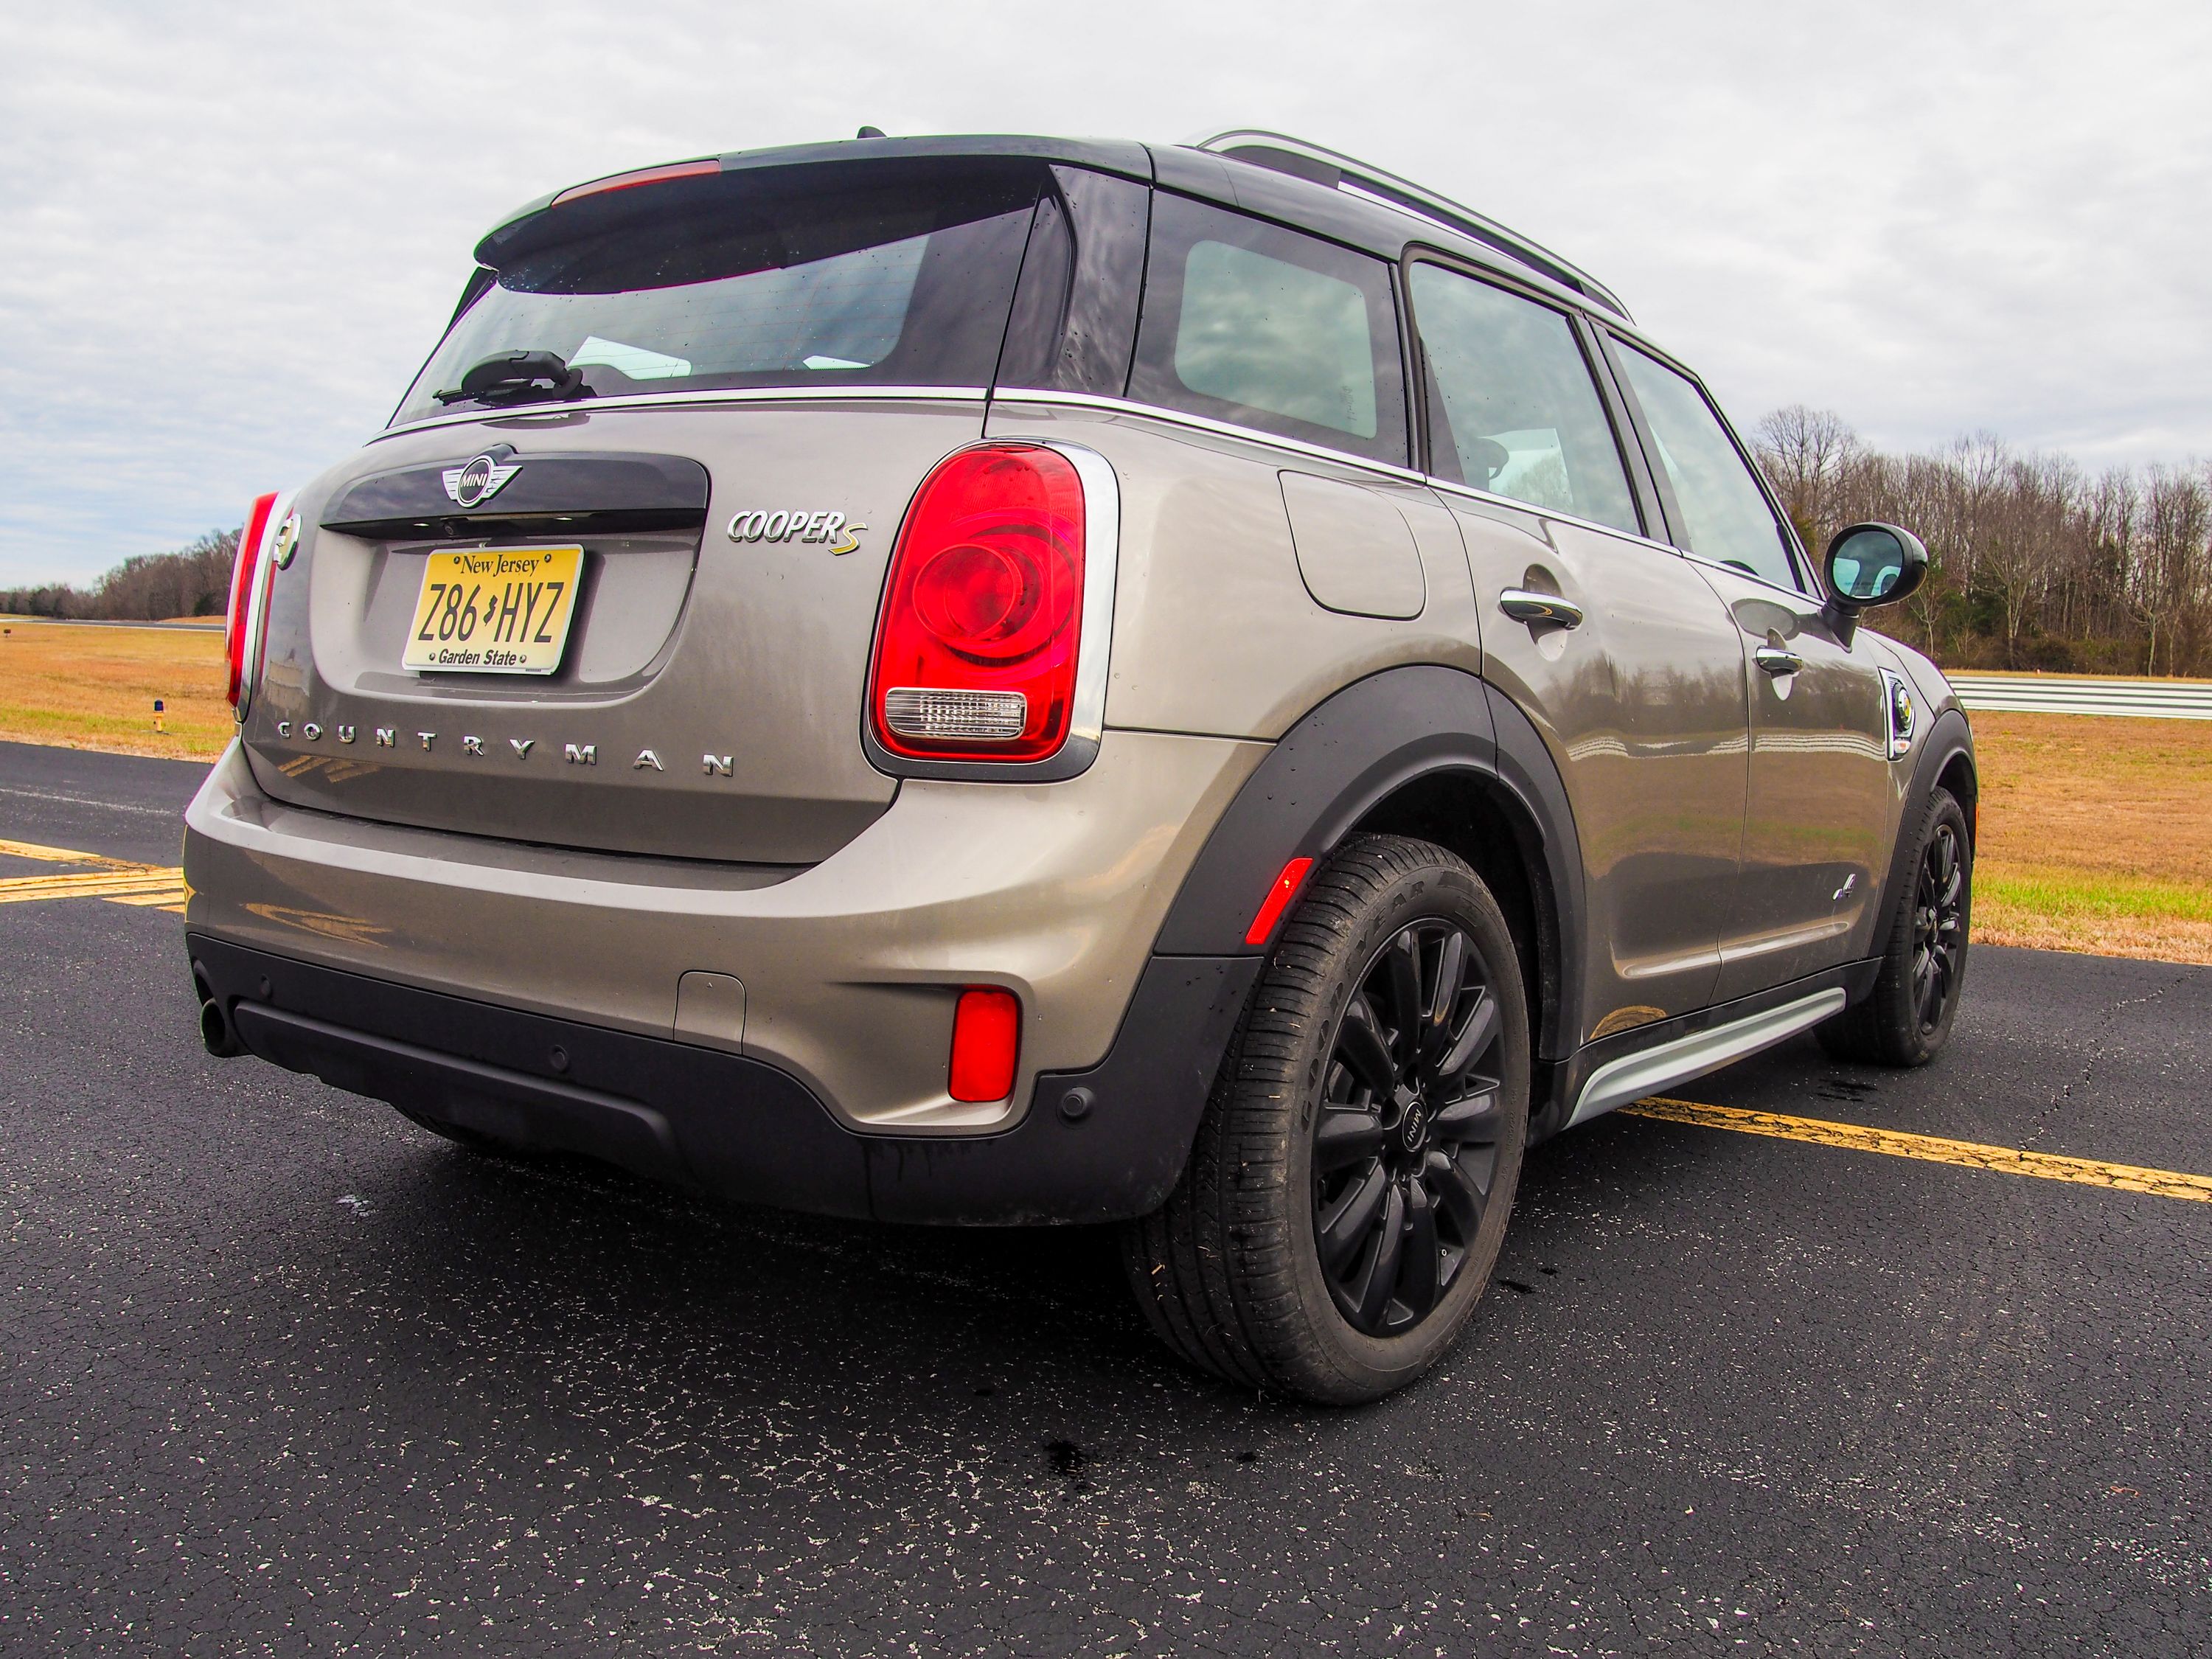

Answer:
[1946,672,2212,720]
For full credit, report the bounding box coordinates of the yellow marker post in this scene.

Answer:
[153,698,165,734]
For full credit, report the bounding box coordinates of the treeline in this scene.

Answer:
[1755,408,2212,677]
[0,526,239,622]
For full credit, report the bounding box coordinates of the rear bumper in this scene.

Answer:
[181,729,1267,1219]
[189,934,1256,1223]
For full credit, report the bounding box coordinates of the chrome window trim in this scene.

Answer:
[998,387,1705,557]
[1675,545,1820,605]
[1422,474,1684,559]
[858,437,1120,785]
[992,389,1425,484]
[375,385,991,445]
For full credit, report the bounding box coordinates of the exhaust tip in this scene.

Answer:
[198,994,242,1058]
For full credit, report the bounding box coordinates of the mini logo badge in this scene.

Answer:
[442,453,523,509]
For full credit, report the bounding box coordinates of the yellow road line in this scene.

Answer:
[104,886,189,908]
[0,837,140,869]
[1624,1096,2212,1205]
[0,869,183,902]
[0,838,188,911]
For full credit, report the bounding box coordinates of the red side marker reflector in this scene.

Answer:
[948,987,1021,1104]
[1245,856,1315,947]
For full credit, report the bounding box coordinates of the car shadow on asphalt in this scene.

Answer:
[300,1101,1679,1444]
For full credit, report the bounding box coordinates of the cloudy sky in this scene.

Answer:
[3,0,2208,585]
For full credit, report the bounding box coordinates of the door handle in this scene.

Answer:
[1498,589,1584,629]
[1755,646,1804,676]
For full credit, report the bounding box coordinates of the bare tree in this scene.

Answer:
[1754,406,1861,549]
[1747,417,2211,676]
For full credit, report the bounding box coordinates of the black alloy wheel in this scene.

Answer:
[1817,785,1973,1067]
[1312,920,1507,1337]
[1121,834,1531,1405]
[1911,819,1966,1034]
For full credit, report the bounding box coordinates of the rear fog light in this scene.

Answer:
[948,987,1020,1103]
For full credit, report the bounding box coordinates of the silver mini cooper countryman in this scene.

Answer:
[187,130,1975,1402]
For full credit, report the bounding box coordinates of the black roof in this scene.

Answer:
[475,133,1627,327]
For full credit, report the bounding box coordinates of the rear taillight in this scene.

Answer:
[868,445,1087,763]
[225,492,279,712]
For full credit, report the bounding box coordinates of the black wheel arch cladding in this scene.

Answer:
[1150,666,1587,1060]
[1870,706,1977,947]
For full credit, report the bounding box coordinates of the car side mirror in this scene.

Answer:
[1821,522,1928,644]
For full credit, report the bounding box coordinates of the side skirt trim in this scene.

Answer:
[1565,987,1848,1128]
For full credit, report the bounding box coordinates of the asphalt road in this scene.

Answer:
[3,739,2207,1656]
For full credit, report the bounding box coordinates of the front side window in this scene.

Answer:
[1613,344,1801,589]
[1408,263,1640,535]
[1127,194,1408,465]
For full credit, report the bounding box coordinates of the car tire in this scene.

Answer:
[1121,834,1531,1405]
[1818,786,1972,1067]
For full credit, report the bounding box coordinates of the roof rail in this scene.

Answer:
[1190,129,1631,321]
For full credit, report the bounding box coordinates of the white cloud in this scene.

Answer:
[1,0,2207,583]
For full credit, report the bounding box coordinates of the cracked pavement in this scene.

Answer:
[1,740,2207,1655]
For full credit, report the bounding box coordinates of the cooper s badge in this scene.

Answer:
[726,508,866,555]
[442,452,524,508]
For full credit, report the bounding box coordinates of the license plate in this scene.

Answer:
[403,546,583,674]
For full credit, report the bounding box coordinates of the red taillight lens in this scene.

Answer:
[869,445,1085,762]
[947,987,1021,1103]
[226,492,279,709]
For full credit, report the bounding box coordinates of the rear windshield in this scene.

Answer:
[394,159,1044,425]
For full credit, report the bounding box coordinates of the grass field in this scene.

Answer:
[1969,709,2212,964]
[0,619,231,759]
[2,622,2208,964]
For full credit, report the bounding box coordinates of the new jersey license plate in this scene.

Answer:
[403,546,582,674]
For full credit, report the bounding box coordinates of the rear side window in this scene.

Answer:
[1128,194,1408,465]
[1612,343,1801,590]
[1408,262,1641,535]
[394,159,1043,425]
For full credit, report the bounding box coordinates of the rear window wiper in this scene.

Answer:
[434,349,594,408]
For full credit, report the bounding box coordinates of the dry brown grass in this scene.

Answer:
[0,620,230,759]
[1969,710,2212,964]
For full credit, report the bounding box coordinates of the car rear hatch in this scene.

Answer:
[244,151,1071,864]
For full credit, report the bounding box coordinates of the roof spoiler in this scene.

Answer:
[1190,129,1631,321]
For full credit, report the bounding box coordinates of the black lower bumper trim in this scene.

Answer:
[187,933,1256,1226]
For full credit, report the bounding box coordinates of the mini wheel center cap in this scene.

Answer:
[1400,1102,1429,1151]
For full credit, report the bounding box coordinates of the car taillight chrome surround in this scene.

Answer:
[863,439,1119,783]
[226,490,284,719]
